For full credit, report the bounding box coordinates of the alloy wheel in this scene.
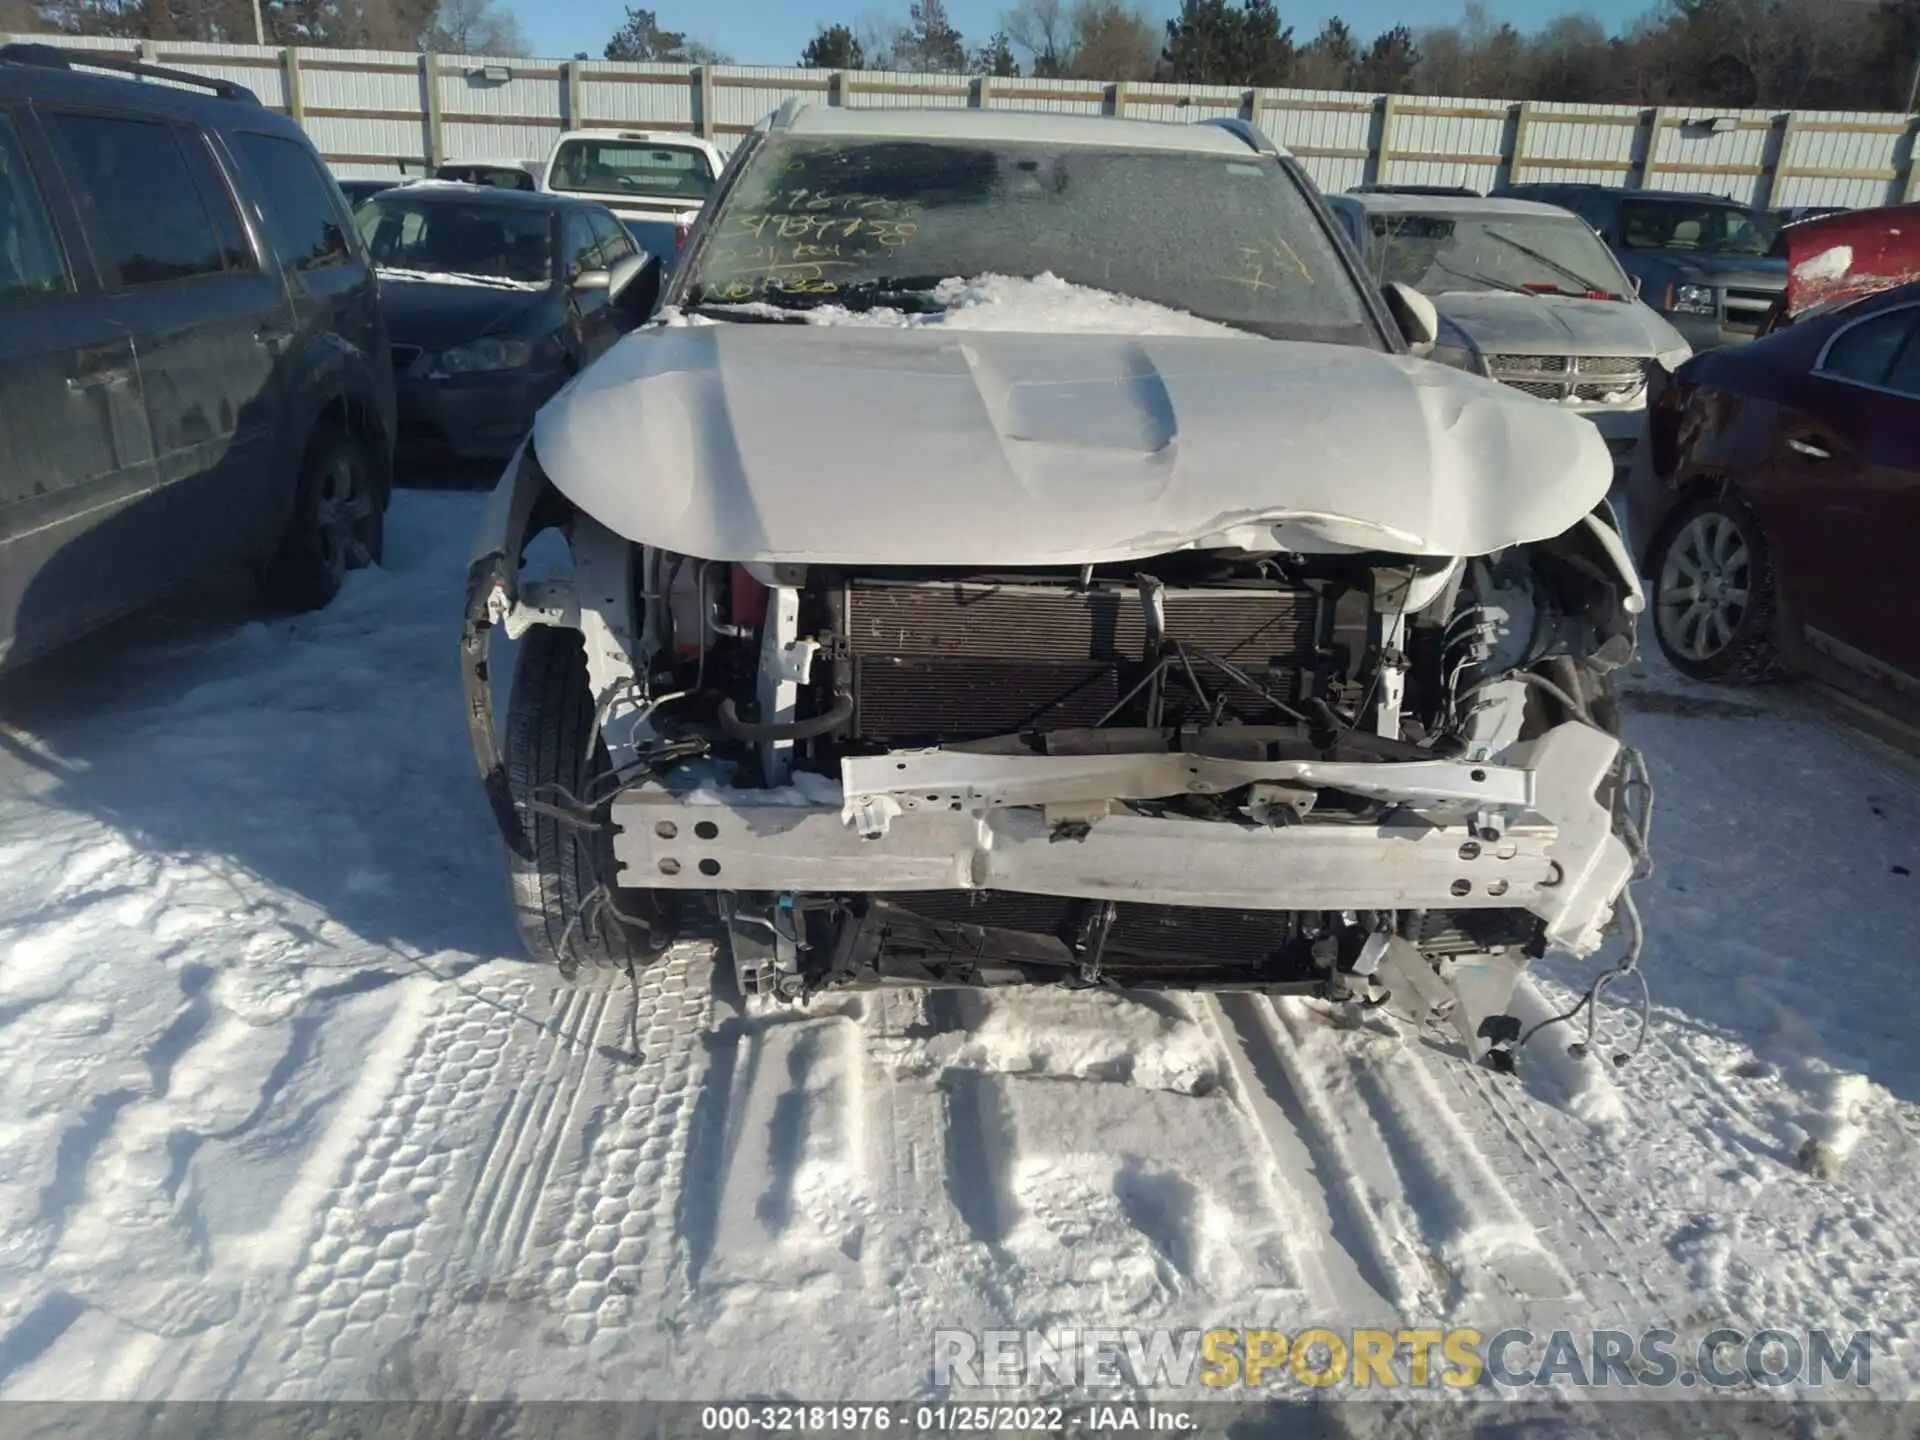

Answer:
[1656,509,1753,663]
[315,450,377,579]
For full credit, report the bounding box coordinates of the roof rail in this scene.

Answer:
[1199,116,1276,156]
[0,42,262,104]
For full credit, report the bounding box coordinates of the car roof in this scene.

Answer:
[375,181,599,211]
[1344,193,1576,219]
[766,102,1287,158]
[0,43,310,144]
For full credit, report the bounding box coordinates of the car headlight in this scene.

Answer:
[1665,283,1716,317]
[430,336,533,377]
[1427,342,1485,375]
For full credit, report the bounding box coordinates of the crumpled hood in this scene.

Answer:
[532,325,1614,565]
[1435,292,1685,357]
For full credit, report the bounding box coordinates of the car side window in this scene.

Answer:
[587,209,634,267]
[562,212,599,279]
[230,132,352,274]
[177,128,254,273]
[1878,313,1920,397]
[0,113,68,301]
[45,111,228,286]
[1820,309,1920,388]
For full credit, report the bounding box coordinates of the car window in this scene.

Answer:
[587,209,635,267]
[0,113,68,301]
[562,211,599,279]
[1882,313,1920,397]
[547,138,716,203]
[355,197,553,286]
[177,129,254,273]
[685,136,1380,346]
[1820,309,1919,387]
[1363,208,1630,298]
[45,112,228,286]
[1621,198,1776,256]
[231,132,352,273]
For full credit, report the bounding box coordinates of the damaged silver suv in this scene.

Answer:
[462,103,1652,1067]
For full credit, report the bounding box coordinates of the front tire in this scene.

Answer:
[259,425,385,612]
[1648,489,1782,684]
[505,626,679,980]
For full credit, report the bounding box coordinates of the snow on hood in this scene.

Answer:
[1433,291,1686,358]
[688,273,1245,338]
[532,324,1614,567]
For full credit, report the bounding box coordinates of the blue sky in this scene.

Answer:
[524,1,1642,68]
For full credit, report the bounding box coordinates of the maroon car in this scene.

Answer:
[1632,279,1920,711]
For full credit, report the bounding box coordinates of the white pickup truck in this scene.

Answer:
[537,128,725,265]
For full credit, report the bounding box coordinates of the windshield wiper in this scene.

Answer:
[1432,260,1533,295]
[1482,231,1617,296]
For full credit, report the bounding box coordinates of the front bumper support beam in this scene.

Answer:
[611,722,1632,956]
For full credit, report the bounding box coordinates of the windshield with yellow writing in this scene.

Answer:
[682,136,1379,345]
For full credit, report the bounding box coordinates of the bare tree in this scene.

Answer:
[1067,0,1155,79]
[424,0,527,56]
[1003,0,1069,73]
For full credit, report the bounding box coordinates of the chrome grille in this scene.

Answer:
[1488,353,1569,375]
[1724,286,1781,335]
[1490,353,1647,405]
[1577,354,1647,376]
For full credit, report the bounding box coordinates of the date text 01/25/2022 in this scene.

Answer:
[697,1403,1194,1433]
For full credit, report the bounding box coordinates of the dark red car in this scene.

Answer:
[1631,277,1920,713]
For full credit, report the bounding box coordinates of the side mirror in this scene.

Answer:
[611,252,665,321]
[572,267,611,294]
[1383,281,1439,356]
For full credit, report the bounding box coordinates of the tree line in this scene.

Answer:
[10,0,529,54]
[791,0,1920,112]
[13,0,1920,111]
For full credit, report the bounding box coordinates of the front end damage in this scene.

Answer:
[464,440,1654,1070]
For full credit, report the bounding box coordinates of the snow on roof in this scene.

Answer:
[774,103,1287,158]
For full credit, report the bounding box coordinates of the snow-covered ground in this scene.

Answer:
[0,488,1917,1404]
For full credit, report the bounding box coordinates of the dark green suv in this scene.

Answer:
[0,44,396,671]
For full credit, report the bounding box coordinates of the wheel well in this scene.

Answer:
[310,393,392,501]
[1640,467,1728,572]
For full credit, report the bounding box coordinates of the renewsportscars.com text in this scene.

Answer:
[932,1326,1875,1391]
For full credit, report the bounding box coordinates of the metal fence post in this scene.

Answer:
[421,52,444,167]
[283,46,303,124]
[1508,100,1535,186]
[695,65,714,138]
[1634,106,1667,189]
[1109,80,1129,117]
[1764,113,1796,210]
[1904,118,1920,204]
[1374,94,1400,186]
[563,59,584,129]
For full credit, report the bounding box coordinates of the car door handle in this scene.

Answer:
[255,324,294,354]
[1787,437,1832,460]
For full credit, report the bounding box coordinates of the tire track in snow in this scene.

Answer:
[1208,993,1575,1322]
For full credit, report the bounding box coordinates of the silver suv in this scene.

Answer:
[462,104,1652,1070]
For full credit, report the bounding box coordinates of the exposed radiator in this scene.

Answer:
[842,579,1322,742]
[886,890,1306,968]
